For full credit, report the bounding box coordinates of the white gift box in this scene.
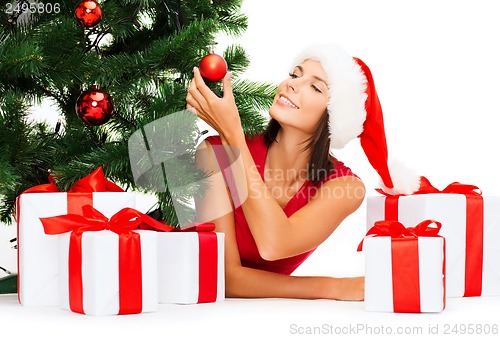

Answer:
[364,236,445,313]
[16,192,135,306]
[367,195,500,297]
[158,232,225,304]
[58,229,158,316]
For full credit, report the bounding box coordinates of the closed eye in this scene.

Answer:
[289,71,323,94]
[312,85,322,93]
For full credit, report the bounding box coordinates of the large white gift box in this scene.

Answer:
[158,229,225,304]
[17,191,135,306]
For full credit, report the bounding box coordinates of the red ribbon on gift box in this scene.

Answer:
[376,177,483,297]
[40,205,170,315]
[359,220,445,313]
[139,221,220,303]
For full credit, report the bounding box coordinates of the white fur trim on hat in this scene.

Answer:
[290,44,368,152]
[378,158,421,195]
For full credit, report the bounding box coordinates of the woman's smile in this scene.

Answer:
[277,94,299,109]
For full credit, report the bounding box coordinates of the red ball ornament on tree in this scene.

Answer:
[75,85,114,126]
[198,52,228,82]
[75,0,103,28]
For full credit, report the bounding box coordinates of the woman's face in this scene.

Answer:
[269,59,329,135]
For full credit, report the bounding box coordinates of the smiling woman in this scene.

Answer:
[185,42,419,301]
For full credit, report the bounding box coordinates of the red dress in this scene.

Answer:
[206,134,357,275]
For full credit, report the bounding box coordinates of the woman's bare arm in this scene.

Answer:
[221,135,365,261]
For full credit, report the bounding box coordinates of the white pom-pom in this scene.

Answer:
[379,158,421,195]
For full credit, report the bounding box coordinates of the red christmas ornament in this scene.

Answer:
[75,0,103,28]
[75,85,114,126]
[198,52,227,82]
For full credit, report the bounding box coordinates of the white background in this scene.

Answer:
[2,0,499,336]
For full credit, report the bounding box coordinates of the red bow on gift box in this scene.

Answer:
[41,204,173,235]
[16,166,125,224]
[22,166,124,194]
[357,219,442,251]
[376,176,481,197]
[40,205,172,315]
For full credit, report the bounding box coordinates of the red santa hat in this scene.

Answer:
[290,43,421,195]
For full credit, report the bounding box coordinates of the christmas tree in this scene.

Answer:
[0,0,276,226]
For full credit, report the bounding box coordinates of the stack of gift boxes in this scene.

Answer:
[15,166,499,315]
[360,176,500,313]
[16,167,224,316]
